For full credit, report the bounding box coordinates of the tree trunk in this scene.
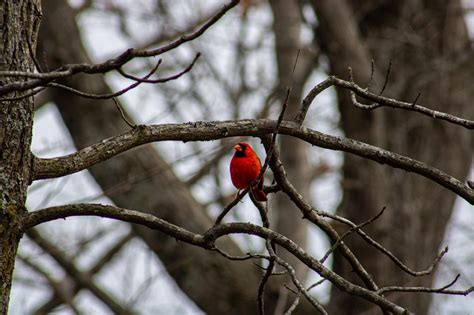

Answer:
[37,1,281,314]
[0,1,41,313]
[312,1,473,313]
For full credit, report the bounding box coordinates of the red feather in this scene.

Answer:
[230,142,267,201]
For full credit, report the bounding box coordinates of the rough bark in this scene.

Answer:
[33,117,471,203]
[0,0,41,313]
[312,1,473,313]
[37,1,278,314]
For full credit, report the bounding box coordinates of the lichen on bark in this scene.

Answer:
[0,1,41,313]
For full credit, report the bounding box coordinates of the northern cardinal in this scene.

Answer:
[230,142,267,201]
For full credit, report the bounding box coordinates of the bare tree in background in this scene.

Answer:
[1,1,473,314]
[310,1,473,313]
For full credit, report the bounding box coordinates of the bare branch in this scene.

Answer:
[112,98,136,129]
[45,59,162,100]
[21,203,410,314]
[264,142,380,292]
[0,0,238,97]
[33,120,473,203]
[251,198,273,315]
[257,50,298,182]
[377,274,474,296]
[321,213,449,279]
[117,52,200,84]
[0,87,46,102]
[22,205,202,246]
[294,78,334,124]
[213,246,256,261]
[340,72,473,129]
[319,206,387,264]
[294,76,473,129]
[367,59,375,91]
[378,60,392,96]
[315,206,450,277]
[257,243,275,315]
[269,251,327,315]
[411,92,421,107]
[269,139,450,279]
[214,187,250,226]
[285,293,300,315]
[283,279,328,315]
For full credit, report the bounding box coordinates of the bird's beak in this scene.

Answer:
[234,144,242,152]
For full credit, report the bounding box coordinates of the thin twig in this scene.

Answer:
[342,70,472,128]
[264,140,379,291]
[27,37,43,73]
[294,77,334,124]
[252,193,274,315]
[348,67,381,110]
[377,274,474,296]
[268,246,328,315]
[379,60,392,96]
[367,58,375,91]
[411,92,421,107]
[213,246,255,261]
[295,74,473,129]
[0,87,46,102]
[253,263,287,275]
[118,53,200,83]
[316,207,450,277]
[307,278,326,291]
[257,249,274,315]
[47,59,162,100]
[0,0,239,97]
[258,49,300,183]
[214,187,249,225]
[319,206,387,264]
[112,98,136,129]
[250,192,270,228]
[284,293,300,315]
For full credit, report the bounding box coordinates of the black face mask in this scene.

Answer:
[234,144,246,157]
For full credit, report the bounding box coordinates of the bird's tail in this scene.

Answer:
[251,180,267,202]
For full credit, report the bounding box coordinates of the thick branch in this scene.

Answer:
[33,119,474,204]
[21,203,409,314]
[23,205,202,247]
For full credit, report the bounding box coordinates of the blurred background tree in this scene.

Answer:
[9,0,473,314]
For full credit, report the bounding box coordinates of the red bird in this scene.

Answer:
[230,142,267,201]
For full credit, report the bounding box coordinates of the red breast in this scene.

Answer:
[230,142,267,201]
